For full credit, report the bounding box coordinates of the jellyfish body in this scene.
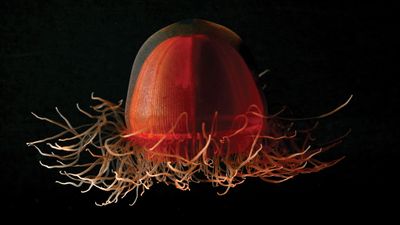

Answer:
[126,27,265,159]
[27,19,350,206]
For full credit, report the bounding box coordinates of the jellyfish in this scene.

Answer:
[27,19,351,206]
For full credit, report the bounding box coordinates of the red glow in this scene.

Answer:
[127,34,265,158]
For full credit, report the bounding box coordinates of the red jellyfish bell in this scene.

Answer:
[27,19,351,206]
[126,20,265,160]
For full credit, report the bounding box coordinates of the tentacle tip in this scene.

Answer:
[258,69,270,77]
[55,180,63,185]
[94,202,103,207]
[39,160,49,168]
[345,94,354,104]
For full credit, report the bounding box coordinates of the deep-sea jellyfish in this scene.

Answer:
[27,19,351,206]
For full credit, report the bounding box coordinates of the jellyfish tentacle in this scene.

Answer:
[28,95,349,206]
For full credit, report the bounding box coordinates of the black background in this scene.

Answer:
[1,0,397,217]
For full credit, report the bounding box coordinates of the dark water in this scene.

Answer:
[1,0,396,218]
